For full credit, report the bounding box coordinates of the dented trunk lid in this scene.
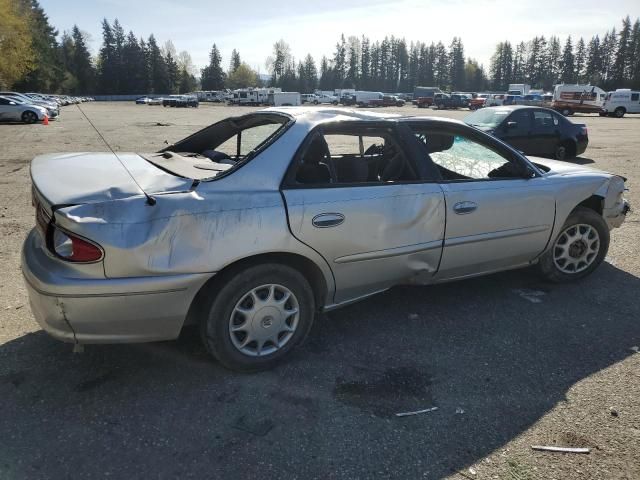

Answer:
[31,152,194,212]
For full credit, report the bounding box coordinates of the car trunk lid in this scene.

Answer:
[31,152,194,212]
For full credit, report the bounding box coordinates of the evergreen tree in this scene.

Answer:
[613,16,632,84]
[360,36,371,90]
[433,41,449,88]
[333,34,347,86]
[165,51,179,93]
[71,26,95,93]
[97,19,116,93]
[147,34,170,93]
[345,36,359,88]
[0,0,35,89]
[449,37,465,90]
[574,37,586,83]
[302,54,318,92]
[560,36,575,83]
[201,43,225,90]
[230,49,241,73]
[585,35,602,84]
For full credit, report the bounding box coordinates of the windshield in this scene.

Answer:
[465,108,511,128]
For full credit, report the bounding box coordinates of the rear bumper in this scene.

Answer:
[21,229,211,344]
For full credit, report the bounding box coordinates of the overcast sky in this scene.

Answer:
[40,0,636,74]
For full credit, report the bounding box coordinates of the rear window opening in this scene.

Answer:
[141,112,291,180]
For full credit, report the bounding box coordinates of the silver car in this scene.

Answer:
[0,96,48,123]
[22,107,630,371]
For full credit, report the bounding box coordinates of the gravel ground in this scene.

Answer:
[0,103,639,480]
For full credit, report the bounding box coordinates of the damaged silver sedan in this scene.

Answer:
[22,107,630,371]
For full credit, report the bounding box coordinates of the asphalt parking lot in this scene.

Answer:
[1,103,639,479]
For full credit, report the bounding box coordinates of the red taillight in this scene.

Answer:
[51,227,103,263]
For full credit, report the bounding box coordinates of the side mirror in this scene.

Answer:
[506,121,518,130]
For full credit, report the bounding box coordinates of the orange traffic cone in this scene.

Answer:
[43,115,49,125]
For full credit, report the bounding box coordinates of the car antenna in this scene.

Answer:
[74,103,156,206]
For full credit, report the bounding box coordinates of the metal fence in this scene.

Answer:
[92,94,168,101]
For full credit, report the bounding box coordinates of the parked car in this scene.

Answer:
[0,91,59,118]
[370,95,405,107]
[147,97,162,106]
[431,93,470,110]
[465,106,588,160]
[23,107,629,371]
[601,89,640,117]
[135,97,151,104]
[301,94,319,104]
[522,94,545,106]
[162,95,198,108]
[0,95,48,123]
[468,94,489,110]
[413,86,442,107]
[503,94,524,106]
[485,94,506,107]
[315,93,339,105]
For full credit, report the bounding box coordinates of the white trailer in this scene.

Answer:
[508,84,531,96]
[354,91,383,107]
[551,84,606,116]
[601,89,640,117]
[231,87,281,106]
[269,92,301,107]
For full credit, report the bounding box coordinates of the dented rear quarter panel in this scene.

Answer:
[52,121,336,297]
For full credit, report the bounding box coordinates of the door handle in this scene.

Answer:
[453,201,477,214]
[312,213,345,228]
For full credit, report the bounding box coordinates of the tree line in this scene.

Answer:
[1,1,638,94]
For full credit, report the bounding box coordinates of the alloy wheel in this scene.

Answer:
[229,284,300,357]
[553,224,600,274]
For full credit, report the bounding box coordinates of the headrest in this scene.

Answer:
[425,134,454,153]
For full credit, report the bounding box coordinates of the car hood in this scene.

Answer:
[527,157,614,177]
[31,152,194,210]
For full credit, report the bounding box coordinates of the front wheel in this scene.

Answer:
[537,207,609,283]
[614,107,625,118]
[21,111,38,124]
[200,264,315,372]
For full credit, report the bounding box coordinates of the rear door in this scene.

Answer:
[282,122,445,304]
[408,123,556,280]
[530,109,561,155]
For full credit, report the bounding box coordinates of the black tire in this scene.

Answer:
[614,107,625,118]
[561,108,573,116]
[554,140,575,160]
[200,264,315,372]
[313,100,319,105]
[21,111,38,124]
[537,207,609,283]
[599,112,608,117]
[437,103,445,110]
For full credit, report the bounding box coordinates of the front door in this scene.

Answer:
[407,123,556,280]
[282,124,445,304]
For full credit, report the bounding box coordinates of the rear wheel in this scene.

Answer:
[554,140,575,160]
[21,111,38,124]
[537,207,609,283]
[200,264,315,372]
[437,103,445,110]
[614,107,626,118]
[561,107,573,116]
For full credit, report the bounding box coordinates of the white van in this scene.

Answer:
[601,89,640,118]
[269,92,301,107]
[551,84,606,115]
[354,91,383,107]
